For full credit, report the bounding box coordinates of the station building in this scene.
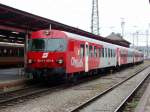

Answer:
[105,32,131,48]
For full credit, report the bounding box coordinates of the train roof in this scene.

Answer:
[63,31,143,54]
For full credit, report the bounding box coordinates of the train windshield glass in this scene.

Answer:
[28,39,46,51]
[28,38,66,51]
[47,39,66,51]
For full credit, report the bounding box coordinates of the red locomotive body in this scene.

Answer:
[26,29,144,80]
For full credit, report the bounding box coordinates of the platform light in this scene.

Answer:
[12,31,19,34]
[9,36,16,39]
[0,35,6,37]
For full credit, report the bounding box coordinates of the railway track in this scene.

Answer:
[0,81,68,107]
[0,63,149,111]
[70,65,150,112]
[0,73,106,108]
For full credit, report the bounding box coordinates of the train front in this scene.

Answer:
[26,30,67,79]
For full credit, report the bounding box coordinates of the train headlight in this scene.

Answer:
[56,59,64,64]
[28,59,33,64]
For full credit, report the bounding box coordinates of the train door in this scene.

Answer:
[85,42,89,72]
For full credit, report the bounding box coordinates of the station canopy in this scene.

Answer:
[0,3,129,47]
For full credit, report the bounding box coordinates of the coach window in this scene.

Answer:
[4,48,7,56]
[113,49,114,57]
[108,48,109,57]
[102,48,104,57]
[101,48,103,57]
[12,48,14,56]
[15,48,17,56]
[1,48,4,57]
[110,49,112,57]
[94,46,97,57]
[80,44,85,58]
[8,48,11,56]
[6,48,9,56]
[111,49,112,57]
[108,48,110,57]
[10,49,12,56]
[89,45,93,57]
[0,49,1,56]
[105,48,107,57]
[17,48,20,57]
[86,45,89,56]
[99,48,101,57]
[110,49,111,57]
[97,48,99,57]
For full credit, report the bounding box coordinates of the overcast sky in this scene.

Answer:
[0,0,150,46]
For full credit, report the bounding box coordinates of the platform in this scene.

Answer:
[0,68,29,92]
[135,80,150,112]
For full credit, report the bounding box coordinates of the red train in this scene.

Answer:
[26,30,144,80]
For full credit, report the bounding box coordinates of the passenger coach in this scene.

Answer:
[26,30,144,80]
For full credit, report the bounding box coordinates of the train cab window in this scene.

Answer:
[80,44,85,58]
[28,38,66,52]
[105,48,107,57]
[94,46,97,57]
[89,45,93,57]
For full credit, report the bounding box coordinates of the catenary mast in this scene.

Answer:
[91,0,100,35]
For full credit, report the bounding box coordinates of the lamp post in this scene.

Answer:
[136,31,139,49]
[132,33,135,48]
[132,26,137,49]
[146,30,149,58]
[121,18,125,38]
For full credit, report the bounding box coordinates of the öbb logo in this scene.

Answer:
[71,57,83,67]
[42,53,49,58]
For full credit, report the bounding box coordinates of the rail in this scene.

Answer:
[70,65,150,112]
